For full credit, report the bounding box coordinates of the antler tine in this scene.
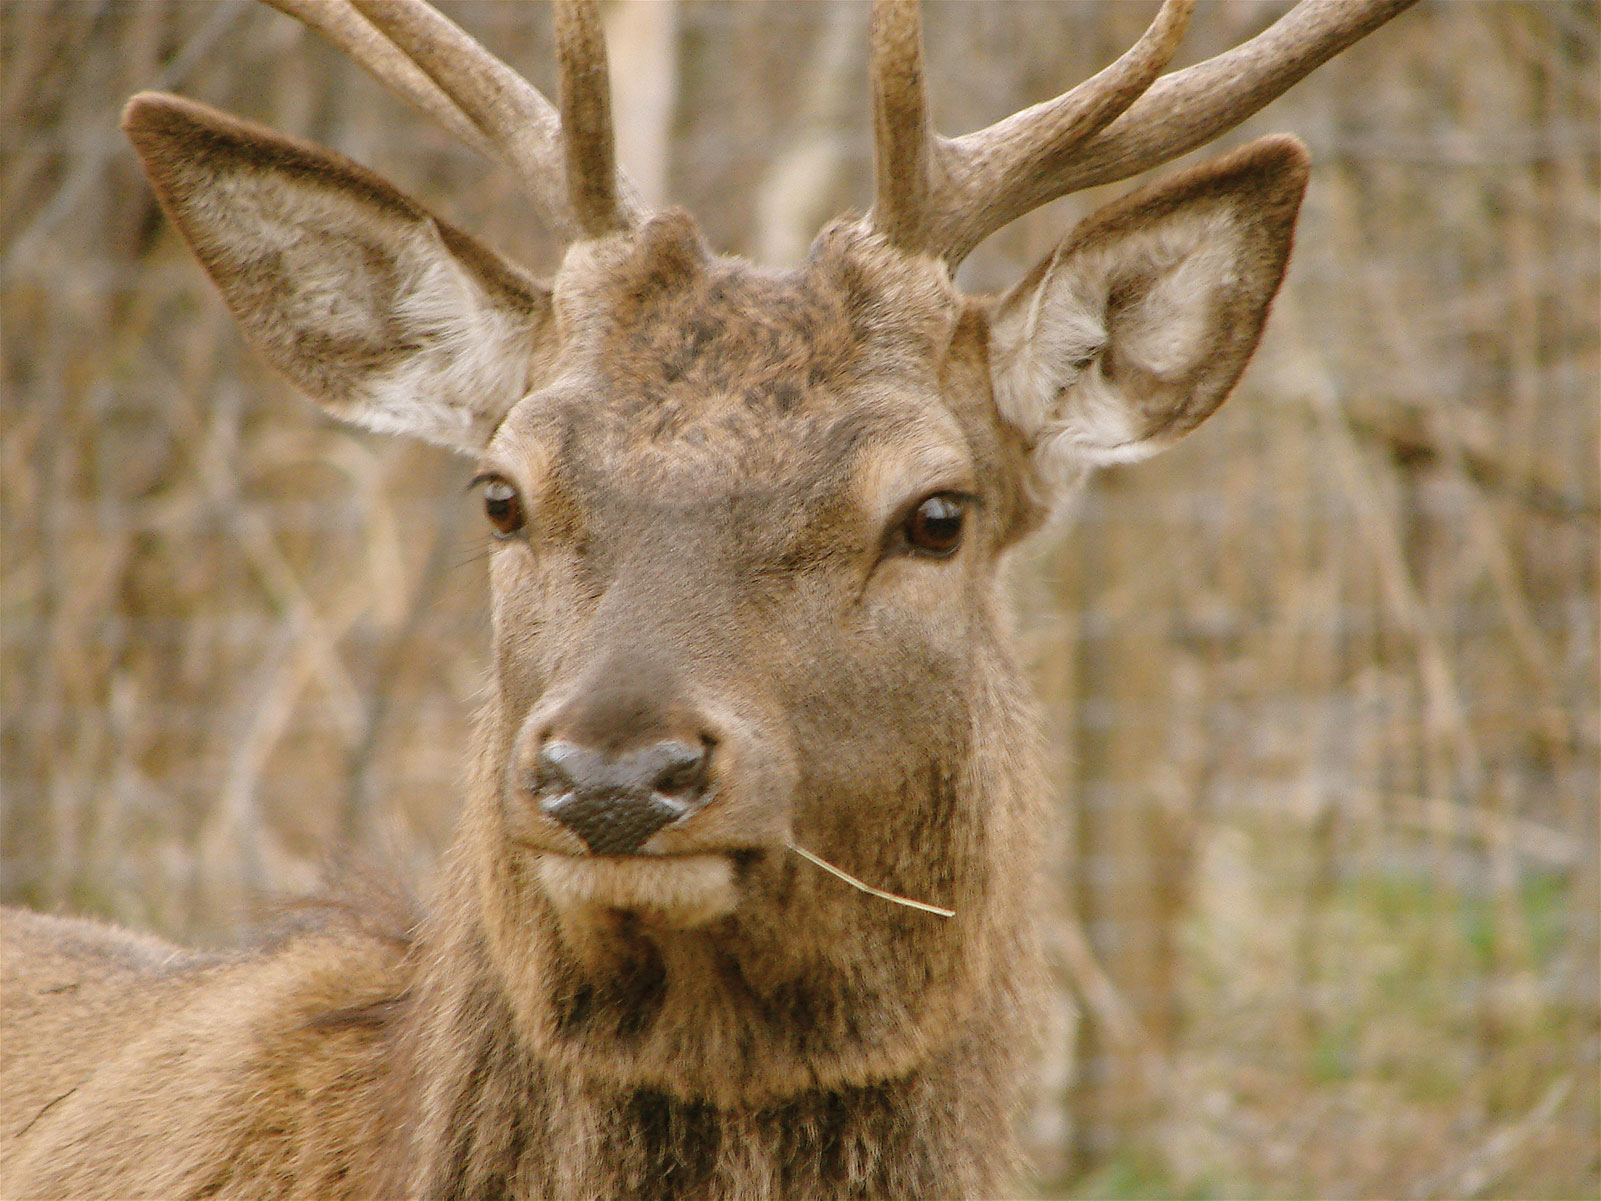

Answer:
[262,0,495,163]
[878,0,1418,265]
[869,0,1190,257]
[553,0,630,238]
[942,0,1193,222]
[1017,0,1420,208]
[868,0,932,251]
[267,0,645,241]
[346,0,577,237]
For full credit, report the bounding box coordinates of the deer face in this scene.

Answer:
[471,214,1029,928]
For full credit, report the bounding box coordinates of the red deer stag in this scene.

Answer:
[1,1,1415,1197]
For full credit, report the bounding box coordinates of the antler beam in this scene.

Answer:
[871,0,1193,252]
[870,0,1419,264]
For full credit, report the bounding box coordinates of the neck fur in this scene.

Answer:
[391,905,1025,1199]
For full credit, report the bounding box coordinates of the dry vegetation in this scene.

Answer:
[2,2,1596,1197]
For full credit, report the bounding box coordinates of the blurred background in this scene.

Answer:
[2,1,1596,1196]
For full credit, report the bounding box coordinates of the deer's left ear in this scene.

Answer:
[989,135,1308,495]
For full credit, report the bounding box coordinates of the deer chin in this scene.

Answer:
[534,852,738,929]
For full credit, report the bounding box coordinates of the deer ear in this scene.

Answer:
[123,93,551,455]
[989,135,1308,496]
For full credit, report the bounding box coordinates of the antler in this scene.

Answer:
[262,0,643,241]
[551,0,629,237]
[870,0,1419,264]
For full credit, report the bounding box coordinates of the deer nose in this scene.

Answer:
[533,738,711,856]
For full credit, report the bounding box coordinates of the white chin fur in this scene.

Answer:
[535,853,738,927]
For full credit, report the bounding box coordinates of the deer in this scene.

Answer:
[0,1,1416,1197]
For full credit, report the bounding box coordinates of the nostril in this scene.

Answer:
[646,737,712,799]
[535,739,583,793]
[528,736,715,856]
[534,738,711,801]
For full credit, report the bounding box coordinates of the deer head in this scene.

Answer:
[121,0,1415,1108]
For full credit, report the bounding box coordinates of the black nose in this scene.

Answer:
[534,738,711,856]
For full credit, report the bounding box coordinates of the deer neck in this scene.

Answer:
[398,894,1027,1199]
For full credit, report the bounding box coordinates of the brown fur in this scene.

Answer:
[0,9,1343,1199]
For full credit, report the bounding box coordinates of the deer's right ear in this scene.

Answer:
[123,93,551,455]
[988,136,1309,500]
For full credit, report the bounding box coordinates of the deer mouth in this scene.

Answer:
[533,850,741,928]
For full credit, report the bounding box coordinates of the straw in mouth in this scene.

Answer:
[787,841,955,918]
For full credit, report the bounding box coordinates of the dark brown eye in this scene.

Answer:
[903,493,967,557]
[481,476,525,538]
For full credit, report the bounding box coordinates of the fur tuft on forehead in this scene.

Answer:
[552,215,962,416]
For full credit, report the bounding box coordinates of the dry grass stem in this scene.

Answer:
[786,842,955,919]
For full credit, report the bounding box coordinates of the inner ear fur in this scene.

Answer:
[990,135,1310,487]
[123,92,552,454]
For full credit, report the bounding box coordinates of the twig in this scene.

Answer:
[0,0,251,278]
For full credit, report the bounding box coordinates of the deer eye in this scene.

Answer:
[478,475,526,538]
[902,493,967,558]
